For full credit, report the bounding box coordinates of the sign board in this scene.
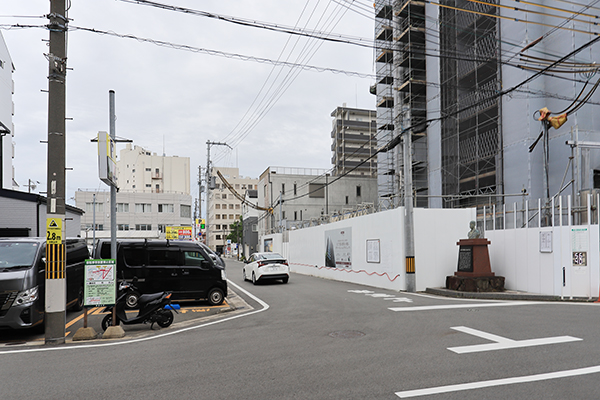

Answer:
[571,228,589,267]
[84,259,116,306]
[366,239,380,263]
[97,131,117,187]
[540,231,552,253]
[166,226,193,240]
[457,246,473,272]
[46,218,62,244]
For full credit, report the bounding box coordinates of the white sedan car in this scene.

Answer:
[243,252,290,285]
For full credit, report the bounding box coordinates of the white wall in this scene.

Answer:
[487,225,600,298]
[286,207,474,292]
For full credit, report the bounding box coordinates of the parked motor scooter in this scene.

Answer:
[101,281,177,331]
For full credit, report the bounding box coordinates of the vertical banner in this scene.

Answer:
[325,228,352,269]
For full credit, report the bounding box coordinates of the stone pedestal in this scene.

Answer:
[446,238,505,292]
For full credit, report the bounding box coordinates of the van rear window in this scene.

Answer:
[148,249,181,266]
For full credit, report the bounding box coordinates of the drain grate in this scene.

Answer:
[328,330,365,339]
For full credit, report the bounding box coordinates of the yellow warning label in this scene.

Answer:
[46,218,63,244]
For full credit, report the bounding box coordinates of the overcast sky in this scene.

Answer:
[2,0,376,207]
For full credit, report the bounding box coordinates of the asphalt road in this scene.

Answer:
[1,259,600,399]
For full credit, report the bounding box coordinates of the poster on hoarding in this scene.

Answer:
[84,259,116,307]
[325,228,352,269]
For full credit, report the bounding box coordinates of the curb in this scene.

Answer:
[425,287,598,303]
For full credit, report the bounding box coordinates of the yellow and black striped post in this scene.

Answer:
[45,243,65,280]
[405,256,415,274]
[45,217,66,344]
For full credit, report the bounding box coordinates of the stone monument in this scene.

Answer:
[446,221,505,292]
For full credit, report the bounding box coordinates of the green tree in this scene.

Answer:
[227,216,243,244]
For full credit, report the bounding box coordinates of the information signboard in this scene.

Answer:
[84,259,116,306]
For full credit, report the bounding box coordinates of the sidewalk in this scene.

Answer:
[426,287,598,303]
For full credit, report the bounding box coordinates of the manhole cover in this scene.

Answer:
[328,330,365,339]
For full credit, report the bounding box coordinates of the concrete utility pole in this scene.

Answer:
[403,125,416,293]
[205,141,231,248]
[45,0,68,344]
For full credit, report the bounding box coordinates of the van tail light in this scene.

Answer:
[165,293,172,299]
[258,261,266,267]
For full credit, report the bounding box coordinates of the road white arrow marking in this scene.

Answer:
[448,326,582,354]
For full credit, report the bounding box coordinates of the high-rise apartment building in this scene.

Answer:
[330,106,377,177]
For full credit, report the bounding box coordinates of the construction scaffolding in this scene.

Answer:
[439,0,501,208]
[374,0,429,209]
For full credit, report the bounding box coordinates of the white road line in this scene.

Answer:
[0,280,268,355]
[389,301,542,312]
[448,326,582,354]
[395,365,600,398]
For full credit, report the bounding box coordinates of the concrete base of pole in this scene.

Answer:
[102,325,125,339]
[73,327,98,341]
[406,274,416,293]
[44,311,65,345]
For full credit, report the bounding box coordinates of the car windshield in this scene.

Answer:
[0,242,39,269]
[260,253,284,260]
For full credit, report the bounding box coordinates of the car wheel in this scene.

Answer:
[72,285,84,311]
[124,291,140,309]
[282,277,289,284]
[157,309,174,328]
[207,288,224,306]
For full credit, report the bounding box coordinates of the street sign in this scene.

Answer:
[84,259,116,306]
[46,218,62,244]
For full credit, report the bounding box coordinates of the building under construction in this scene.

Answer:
[373,0,600,211]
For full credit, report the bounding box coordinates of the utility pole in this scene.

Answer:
[205,141,231,249]
[109,91,117,261]
[45,0,68,344]
[403,120,416,293]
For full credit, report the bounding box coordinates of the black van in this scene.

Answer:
[94,239,227,307]
[0,238,88,330]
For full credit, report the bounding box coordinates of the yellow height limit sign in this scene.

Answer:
[46,218,62,244]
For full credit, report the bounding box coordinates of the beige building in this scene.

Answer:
[207,166,258,254]
[76,144,192,243]
[118,143,190,194]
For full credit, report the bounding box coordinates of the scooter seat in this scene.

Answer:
[138,292,164,305]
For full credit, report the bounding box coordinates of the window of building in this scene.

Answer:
[215,204,221,209]
[117,224,129,231]
[145,168,151,172]
[235,184,240,189]
[180,204,191,218]
[252,224,258,232]
[155,168,159,175]
[216,214,221,220]
[356,186,362,197]
[294,211,297,220]
[116,203,129,213]
[282,211,286,220]
[235,204,240,209]
[135,203,152,213]
[222,194,227,200]
[229,214,234,219]
[309,183,325,198]
[158,224,166,233]
[158,204,174,213]
[294,183,297,195]
[229,204,234,209]
[281,183,285,194]
[235,214,240,219]
[135,224,152,231]
[345,196,349,205]
[216,235,221,240]
[145,184,151,188]
[216,224,221,230]
[85,202,104,213]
